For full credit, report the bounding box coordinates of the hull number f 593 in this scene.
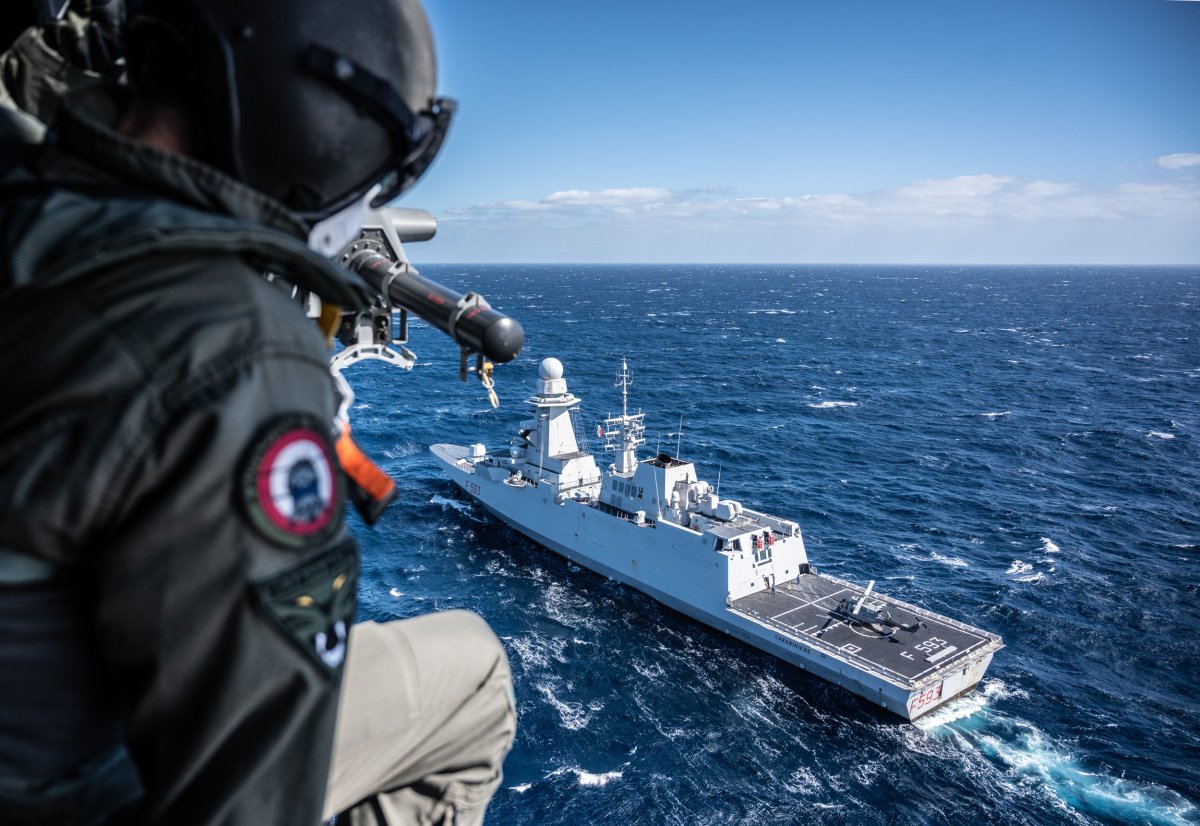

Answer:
[908,683,943,713]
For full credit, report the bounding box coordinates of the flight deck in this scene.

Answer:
[730,573,1001,687]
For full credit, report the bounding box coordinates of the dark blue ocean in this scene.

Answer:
[343,265,1200,825]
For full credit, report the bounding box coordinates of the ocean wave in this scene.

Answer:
[382,440,424,459]
[535,681,596,731]
[542,581,598,630]
[808,401,858,409]
[1006,560,1033,576]
[783,766,821,795]
[915,679,1026,730]
[981,411,1011,418]
[931,552,970,568]
[547,767,624,788]
[429,494,475,516]
[1040,537,1062,554]
[1147,431,1176,440]
[967,718,1197,826]
[507,633,569,670]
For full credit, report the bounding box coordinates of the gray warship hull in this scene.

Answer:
[431,359,1002,721]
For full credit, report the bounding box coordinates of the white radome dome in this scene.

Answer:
[539,357,564,381]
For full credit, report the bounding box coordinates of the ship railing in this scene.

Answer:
[738,507,801,537]
[555,476,603,497]
[593,499,656,527]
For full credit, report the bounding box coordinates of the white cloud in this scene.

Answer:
[446,174,1200,228]
[542,187,674,206]
[1156,153,1200,170]
[433,173,1200,264]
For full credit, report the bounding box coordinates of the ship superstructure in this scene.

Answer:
[432,358,1002,721]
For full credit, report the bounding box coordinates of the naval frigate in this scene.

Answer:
[431,358,1003,721]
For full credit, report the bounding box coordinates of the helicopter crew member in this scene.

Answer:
[0,0,515,823]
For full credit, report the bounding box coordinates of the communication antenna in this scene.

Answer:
[675,414,684,459]
[715,462,722,495]
[615,356,632,419]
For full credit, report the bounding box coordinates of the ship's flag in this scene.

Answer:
[597,425,604,438]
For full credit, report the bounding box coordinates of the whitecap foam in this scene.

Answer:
[546,767,623,788]
[1006,560,1033,576]
[808,401,858,409]
[388,587,403,598]
[382,441,423,459]
[509,783,532,793]
[1147,431,1175,440]
[915,680,1027,731]
[931,552,970,568]
[915,693,988,729]
[968,718,1197,825]
[982,411,1011,419]
[576,770,622,787]
[508,633,568,670]
[783,767,821,795]
[1040,537,1061,554]
[429,494,473,515]
[775,338,787,343]
[535,682,593,731]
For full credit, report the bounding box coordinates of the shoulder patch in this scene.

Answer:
[241,415,343,548]
[252,538,358,676]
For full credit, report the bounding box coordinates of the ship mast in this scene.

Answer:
[617,357,631,419]
[602,357,645,475]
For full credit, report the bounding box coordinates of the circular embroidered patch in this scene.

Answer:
[241,416,342,547]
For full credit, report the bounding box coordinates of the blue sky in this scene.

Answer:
[403,0,1199,264]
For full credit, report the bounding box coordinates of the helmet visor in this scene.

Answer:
[370,97,455,208]
[302,44,455,219]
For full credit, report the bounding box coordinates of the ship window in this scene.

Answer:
[638,487,644,500]
[753,545,773,564]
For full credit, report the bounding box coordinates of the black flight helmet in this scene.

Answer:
[125,0,453,221]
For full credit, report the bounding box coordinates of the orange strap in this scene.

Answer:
[336,424,396,502]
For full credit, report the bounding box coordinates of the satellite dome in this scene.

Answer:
[539,358,564,381]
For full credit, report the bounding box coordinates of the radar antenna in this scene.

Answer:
[615,356,633,419]
[602,358,645,475]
